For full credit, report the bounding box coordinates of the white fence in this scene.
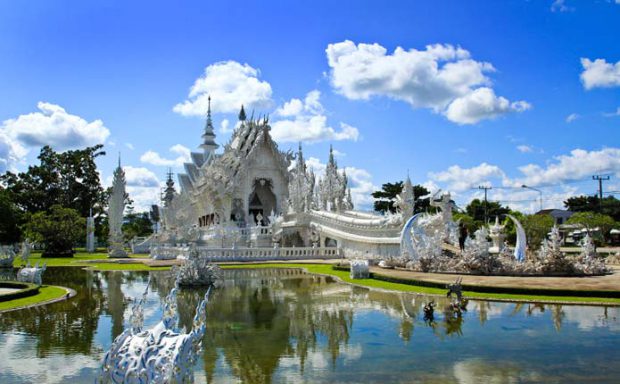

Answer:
[151,245,342,262]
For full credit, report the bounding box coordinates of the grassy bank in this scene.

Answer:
[0,285,68,312]
[12,252,168,271]
[221,263,620,305]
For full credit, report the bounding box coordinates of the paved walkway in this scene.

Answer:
[370,265,620,292]
[0,287,19,295]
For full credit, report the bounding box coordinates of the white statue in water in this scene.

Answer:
[17,262,47,286]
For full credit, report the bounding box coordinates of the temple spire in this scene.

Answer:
[200,95,219,153]
[163,168,176,207]
[238,104,246,122]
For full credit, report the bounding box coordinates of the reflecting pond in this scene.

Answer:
[1,267,619,383]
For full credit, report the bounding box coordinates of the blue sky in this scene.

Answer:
[0,0,619,212]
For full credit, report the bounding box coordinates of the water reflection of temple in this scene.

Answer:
[1,267,619,384]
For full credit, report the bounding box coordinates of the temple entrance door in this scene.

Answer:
[248,179,276,225]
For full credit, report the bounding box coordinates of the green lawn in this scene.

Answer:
[221,263,620,305]
[0,285,68,311]
[13,251,161,269]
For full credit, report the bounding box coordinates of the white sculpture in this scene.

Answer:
[99,286,212,384]
[394,175,415,219]
[17,262,46,286]
[0,245,16,268]
[507,215,526,262]
[108,157,128,258]
[86,208,96,253]
[488,216,506,253]
[173,250,222,286]
[350,259,370,279]
[21,240,33,264]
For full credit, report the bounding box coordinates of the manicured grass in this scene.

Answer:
[0,285,68,311]
[13,252,158,268]
[221,263,620,305]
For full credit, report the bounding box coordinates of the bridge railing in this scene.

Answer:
[151,245,343,262]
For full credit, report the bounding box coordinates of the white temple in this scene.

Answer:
[151,99,408,261]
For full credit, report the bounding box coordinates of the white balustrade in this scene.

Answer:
[151,245,342,262]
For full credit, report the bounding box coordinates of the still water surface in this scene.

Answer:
[0,267,619,383]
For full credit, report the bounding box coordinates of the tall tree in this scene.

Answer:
[22,205,85,257]
[567,212,617,244]
[520,214,554,250]
[465,199,511,225]
[122,212,154,241]
[1,145,107,217]
[564,195,620,221]
[0,189,23,243]
[372,181,430,214]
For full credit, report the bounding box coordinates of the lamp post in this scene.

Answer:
[521,185,543,212]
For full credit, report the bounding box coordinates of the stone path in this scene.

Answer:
[370,265,620,292]
[0,287,19,295]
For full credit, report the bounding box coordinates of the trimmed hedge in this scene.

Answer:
[0,281,40,302]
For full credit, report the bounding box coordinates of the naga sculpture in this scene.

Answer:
[98,285,212,383]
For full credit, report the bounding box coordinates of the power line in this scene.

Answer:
[593,175,611,212]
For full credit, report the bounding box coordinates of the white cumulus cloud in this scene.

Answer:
[445,87,531,125]
[0,102,110,172]
[271,90,359,143]
[517,145,534,153]
[325,40,530,124]
[580,58,620,89]
[140,144,192,168]
[516,147,620,187]
[428,162,506,192]
[173,61,273,116]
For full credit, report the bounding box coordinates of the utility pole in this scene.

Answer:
[592,175,610,212]
[478,185,492,224]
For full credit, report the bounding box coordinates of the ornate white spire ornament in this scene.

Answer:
[394,174,414,219]
[108,156,128,258]
[288,143,316,213]
[319,145,348,211]
[86,207,96,253]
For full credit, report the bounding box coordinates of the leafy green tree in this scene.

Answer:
[0,189,23,243]
[22,205,85,257]
[372,181,430,214]
[564,195,620,221]
[465,199,511,226]
[567,211,617,244]
[122,212,154,241]
[1,145,107,217]
[520,214,554,250]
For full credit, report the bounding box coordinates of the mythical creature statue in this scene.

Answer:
[173,252,222,287]
[17,262,47,286]
[350,259,370,279]
[98,286,212,383]
[0,245,16,268]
